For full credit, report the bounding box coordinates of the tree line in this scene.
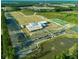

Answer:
[1,10,15,59]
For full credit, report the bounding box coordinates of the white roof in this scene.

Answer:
[26,21,47,31]
[38,21,47,24]
[26,22,43,31]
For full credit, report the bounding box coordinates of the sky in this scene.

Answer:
[2,0,77,1]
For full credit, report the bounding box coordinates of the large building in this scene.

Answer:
[26,21,48,31]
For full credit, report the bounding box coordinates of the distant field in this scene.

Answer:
[21,10,78,24]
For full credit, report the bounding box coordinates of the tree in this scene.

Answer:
[1,10,15,59]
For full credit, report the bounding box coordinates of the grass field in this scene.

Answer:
[21,10,78,24]
[10,11,45,25]
[70,26,78,32]
[24,34,77,59]
[49,18,68,26]
[38,34,77,59]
